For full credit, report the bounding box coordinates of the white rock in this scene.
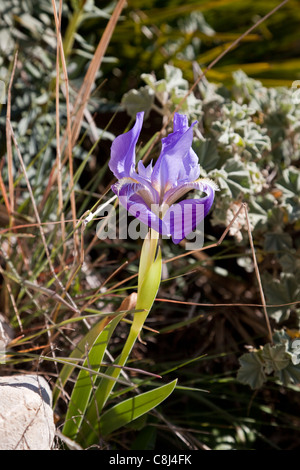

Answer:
[0,374,55,450]
[0,314,14,363]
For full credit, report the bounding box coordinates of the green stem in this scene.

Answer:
[63,8,84,59]
[82,231,162,446]
[103,233,160,402]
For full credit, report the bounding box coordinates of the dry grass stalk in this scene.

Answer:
[52,0,79,257]
[69,0,127,148]
[53,0,66,255]
[8,120,80,317]
[5,51,18,221]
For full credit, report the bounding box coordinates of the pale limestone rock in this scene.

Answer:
[0,314,14,363]
[0,374,55,450]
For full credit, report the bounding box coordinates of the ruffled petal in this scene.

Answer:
[151,113,200,195]
[171,114,201,182]
[162,181,216,243]
[162,178,218,209]
[137,159,153,181]
[121,193,168,235]
[109,112,144,179]
[111,179,168,235]
[109,112,218,245]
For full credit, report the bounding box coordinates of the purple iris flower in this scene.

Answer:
[109,112,217,244]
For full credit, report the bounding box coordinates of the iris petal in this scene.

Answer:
[162,178,218,209]
[172,114,200,182]
[109,111,144,179]
[162,182,216,243]
[122,193,168,235]
[151,113,199,195]
[109,112,217,244]
[111,179,167,235]
[137,160,153,181]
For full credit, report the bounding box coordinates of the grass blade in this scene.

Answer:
[62,312,124,439]
[99,379,177,438]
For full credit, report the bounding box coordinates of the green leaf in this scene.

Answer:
[164,64,189,91]
[237,351,266,389]
[122,86,155,119]
[138,233,158,294]
[52,315,122,407]
[276,167,300,198]
[99,379,177,437]
[62,313,124,439]
[193,138,220,172]
[131,425,157,450]
[137,244,162,312]
[263,272,300,322]
[237,332,300,389]
[213,157,251,199]
[263,231,293,255]
[261,343,290,373]
[277,363,300,386]
[78,239,162,447]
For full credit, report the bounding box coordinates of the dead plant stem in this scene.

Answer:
[53,0,66,257]
[6,50,18,220]
[51,0,79,258]
[242,203,273,343]
[8,121,80,316]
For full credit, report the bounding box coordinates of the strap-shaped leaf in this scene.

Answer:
[62,312,125,439]
[79,241,162,447]
[53,315,116,407]
[53,293,137,407]
[100,379,177,437]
